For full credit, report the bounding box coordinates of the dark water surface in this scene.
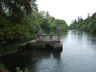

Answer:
[1,30,96,72]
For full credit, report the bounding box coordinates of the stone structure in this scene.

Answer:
[56,23,61,35]
[36,23,61,42]
[37,26,43,35]
[36,34,60,43]
[19,23,62,52]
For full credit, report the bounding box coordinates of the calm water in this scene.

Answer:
[1,30,96,72]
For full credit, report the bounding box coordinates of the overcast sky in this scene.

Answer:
[37,0,96,25]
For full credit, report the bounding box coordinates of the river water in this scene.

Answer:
[1,30,96,72]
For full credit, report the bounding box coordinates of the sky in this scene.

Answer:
[37,0,96,25]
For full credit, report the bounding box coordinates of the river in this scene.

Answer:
[1,30,96,72]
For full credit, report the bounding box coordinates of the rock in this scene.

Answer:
[52,43,62,51]
[0,66,10,72]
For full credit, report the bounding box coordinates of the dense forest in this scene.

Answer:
[0,0,68,47]
[69,13,96,33]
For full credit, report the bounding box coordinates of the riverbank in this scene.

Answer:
[0,37,34,57]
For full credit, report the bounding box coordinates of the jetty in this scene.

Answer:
[19,23,62,52]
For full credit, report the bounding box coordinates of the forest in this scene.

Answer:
[0,0,68,47]
[69,13,96,33]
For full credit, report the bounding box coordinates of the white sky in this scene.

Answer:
[37,0,96,25]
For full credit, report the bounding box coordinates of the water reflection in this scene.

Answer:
[61,30,96,72]
[0,49,61,72]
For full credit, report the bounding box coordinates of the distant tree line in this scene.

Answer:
[69,13,96,33]
[0,0,68,46]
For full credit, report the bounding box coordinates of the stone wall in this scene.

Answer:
[36,34,60,42]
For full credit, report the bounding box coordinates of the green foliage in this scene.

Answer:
[55,19,68,33]
[0,15,31,45]
[16,67,23,72]
[0,11,68,46]
[25,68,28,72]
[69,13,96,33]
[0,0,38,46]
[16,67,28,72]
[0,63,3,67]
[39,11,68,34]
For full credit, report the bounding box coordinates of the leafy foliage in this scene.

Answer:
[39,11,68,34]
[69,13,96,33]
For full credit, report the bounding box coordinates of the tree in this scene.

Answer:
[69,12,96,33]
[0,0,37,22]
